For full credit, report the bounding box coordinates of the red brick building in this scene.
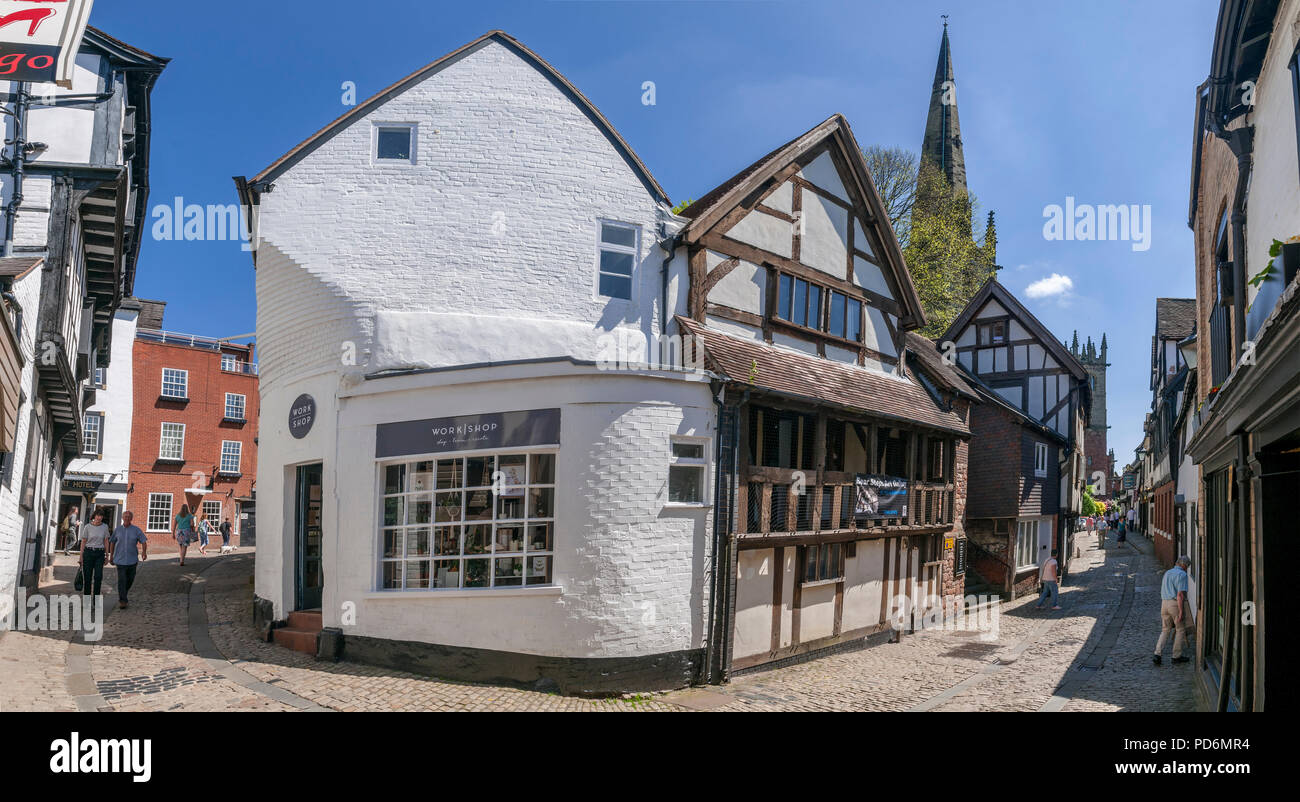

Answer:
[126,327,258,553]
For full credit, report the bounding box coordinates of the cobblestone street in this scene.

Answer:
[0,527,1201,712]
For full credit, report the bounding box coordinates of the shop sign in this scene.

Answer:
[853,474,908,519]
[0,0,94,87]
[376,408,560,458]
[289,394,316,439]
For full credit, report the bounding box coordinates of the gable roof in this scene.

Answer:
[678,114,927,328]
[678,316,968,435]
[963,368,1069,445]
[1155,298,1196,341]
[942,278,1087,380]
[904,332,979,400]
[249,30,667,205]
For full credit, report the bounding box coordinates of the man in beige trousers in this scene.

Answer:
[1153,555,1192,666]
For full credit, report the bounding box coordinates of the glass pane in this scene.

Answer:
[778,274,793,320]
[377,128,411,160]
[409,461,434,492]
[434,526,460,556]
[672,442,703,459]
[669,465,702,504]
[384,465,405,495]
[498,454,526,490]
[793,279,807,326]
[464,489,493,520]
[465,457,493,488]
[405,527,430,557]
[598,273,632,299]
[528,523,552,552]
[408,497,432,525]
[496,493,525,520]
[495,525,524,553]
[600,224,636,248]
[829,543,841,576]
[530,453,555,484]
[818,544,829,579]
[495,557,524,586]
[383,529,402,559]
[464,559,490,588]
[529,487,555,519]
[526,556,552,585]
[599,250,634,278]
[808,285,822,329]
[405,560,431,589]
[433,559,461,588]
[383,497,404,527]
[436,459,462,489]
[382,561,403,589]
[830,292,846,338]
[846,299,862,341]
[464,524,491,555]
[434,491,462,522]
[805,546,818,582]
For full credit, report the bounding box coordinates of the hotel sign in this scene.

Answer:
[0,0,94,88]
[376,408,561,458]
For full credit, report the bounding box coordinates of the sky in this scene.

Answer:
[88,0,1221,468]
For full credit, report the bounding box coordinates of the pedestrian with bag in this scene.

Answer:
[175,504,195,566]
[196,510,211,555]
[78,508,111,598]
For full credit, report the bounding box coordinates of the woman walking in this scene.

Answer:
[196,511,212,555]
[79,508,111,598]
[175,504,195,566]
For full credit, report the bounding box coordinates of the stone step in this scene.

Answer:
[287,610,322,630]
[272,627,319,655]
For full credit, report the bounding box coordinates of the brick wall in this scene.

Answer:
[126,338,258,553]
[966,402,1021,519]
[942,407,970,602]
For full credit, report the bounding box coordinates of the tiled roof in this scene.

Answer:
[904,332,978,398]
[1156,298,1196,340]
[0,257,42,279]
[678,317,968,434]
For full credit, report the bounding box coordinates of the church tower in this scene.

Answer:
[1072,332,1111,496]
[920,20,967,198]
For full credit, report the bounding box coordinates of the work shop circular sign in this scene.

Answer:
[289,394,316,439]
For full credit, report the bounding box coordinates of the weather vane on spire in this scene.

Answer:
[942,14,949,28]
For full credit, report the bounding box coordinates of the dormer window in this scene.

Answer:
[374,123,416,164]
[978,321,1006,345]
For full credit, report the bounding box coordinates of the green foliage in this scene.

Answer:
[1081,488,1103,517]
[672,198,695,216]
[903,159,998,338]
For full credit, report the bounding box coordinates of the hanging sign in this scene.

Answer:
[854,474,909,519]
[0,0,95,88]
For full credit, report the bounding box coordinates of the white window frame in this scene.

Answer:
[666,435,711,507]
[1015,519,1040,569]
[161,368,188,399]
[224,392,246,421]
[377,448,558,593]
[372,122,417,165]
[82,412,102,456]
[93,367,105,388]
[1034,442,1049,478]
[221,354,237,372]
[159,422,185,461]
[219,440,242,474]
[594,220,639,302]
[201,499,223,525]
[146,493,172,533]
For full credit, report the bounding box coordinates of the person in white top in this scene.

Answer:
[1035,549,1061,610]
[79,509,112,598]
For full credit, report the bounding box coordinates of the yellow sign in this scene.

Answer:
[944,537,954,551]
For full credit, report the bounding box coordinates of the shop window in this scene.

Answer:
[597,221,638,300]
[380,452,556,591]
[147,493,172,532]
[803,542,844,584]
[668,437,708,505]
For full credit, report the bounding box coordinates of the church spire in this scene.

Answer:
[921,19,967,197]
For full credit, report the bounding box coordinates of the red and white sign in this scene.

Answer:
[0,0,94,88]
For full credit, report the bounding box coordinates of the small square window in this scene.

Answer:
[668,437,709,505]
[375,124,415,162]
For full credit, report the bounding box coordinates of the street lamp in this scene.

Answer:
[1178,332,1197,372]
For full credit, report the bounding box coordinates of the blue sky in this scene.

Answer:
[90,0,1220,466]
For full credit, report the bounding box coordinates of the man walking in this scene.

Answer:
[1153,555,1192,665]
[1126,506,1138,535]
[1035,549,1062,610]
[219,517,232,549]
[107,511,148,609]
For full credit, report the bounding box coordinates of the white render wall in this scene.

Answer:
[264,366,717,658]
[254,38,673,391]
[64,309,137,494]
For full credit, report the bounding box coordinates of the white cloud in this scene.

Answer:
[1025,273,1074,299]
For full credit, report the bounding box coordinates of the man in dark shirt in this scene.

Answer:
[219,518,232,548]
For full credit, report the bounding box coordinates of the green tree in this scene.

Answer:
[1081,488,1103,517]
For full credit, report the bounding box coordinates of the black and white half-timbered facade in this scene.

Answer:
[942,280,1091,597]
[676,115,975,676]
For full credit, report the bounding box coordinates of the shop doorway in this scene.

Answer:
[294,463,324,610]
